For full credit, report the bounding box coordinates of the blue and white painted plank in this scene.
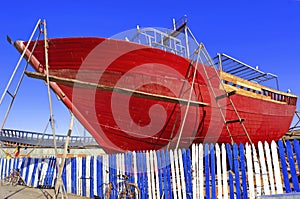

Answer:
[156,151,164,198]
[293,139,300,171]
[264,141,275,195]
[175,149,183,199]
[170,150,177,199]
[186,149,193,199]
[239,143,248,199]
[192,144,197,199]
[278,140,291,193]
[285,140,300,192]
[245,143,255,199]
[199,144,204,199]
[179,149,187,199]
[166,150,173,199]
[233,143,241,199]
[226,144,234,199]
[271,141,283,194]
[210,144,216,199]
[66,158,72,193]
[71,157,77,194]
[215,144,223,199]
[153,150,160,199]
[204,144,210,199]
[146,151,152,199]
[252,144,262,196]
[89,156,94,198]
[221,144,228,199]
[258,141,270,195]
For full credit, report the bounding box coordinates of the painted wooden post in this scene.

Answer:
[239,143,248,199]
[204,144,210,199]
[179,149,187,199]
[221,144,228,199]
[199,144,204,199]
[210,144,216,199]
[166,150,172,199]
[278,140,291,193]
[258,141,270,195]
[264,142,275,195]
[252,144,261,196]
[226,144,234,199]
[216,144,223,199]
[233,143,241,199]
[246,143,255,199]
[294,139,300,170]
[175,149,183,199]
[192,144,197,199]
[286,140,300,192]
[270,141,283,194]
[186,149,193,199]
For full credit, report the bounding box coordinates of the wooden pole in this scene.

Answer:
[54,113,74,198]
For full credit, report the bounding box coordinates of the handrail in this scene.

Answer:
[0,128,97,144]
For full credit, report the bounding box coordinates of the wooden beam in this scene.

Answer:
[25,71,209,107]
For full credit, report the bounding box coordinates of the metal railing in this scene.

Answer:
[0,129,98,147]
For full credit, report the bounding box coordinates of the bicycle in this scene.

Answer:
[99,170,140,199]
[4,169,25,186]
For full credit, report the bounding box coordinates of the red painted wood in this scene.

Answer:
[16,38,296,153]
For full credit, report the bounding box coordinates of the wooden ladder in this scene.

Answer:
[197,43,253,144]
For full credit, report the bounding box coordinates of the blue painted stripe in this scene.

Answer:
[166,150,172,199]
[186,149,193,198]
[161,150,168,199]
[96,156,103,197]
[294,139,300,173]
[205,144,210,199]
[210,144,216,199]
[20,157,26,178]
[62,158,67,192]
[286,140,300,192]
[278,140,291,193]
[31,158,39,187]
[36,158,43,187]
[90,156,94,198]
[156,150,163,198]
[0,158,3,179]
[226,143,234,199]
[144,152,149,199]
[24,157,32,184]
[233,143,241,199]
[82,157,86,196]
[239,143,248,199]
[71,157,77,194]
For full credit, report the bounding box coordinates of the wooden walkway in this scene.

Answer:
[0,140,300,198]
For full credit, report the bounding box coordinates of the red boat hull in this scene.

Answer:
[15,38,297,153]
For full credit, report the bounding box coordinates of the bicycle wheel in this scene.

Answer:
[11,176,20,186]
[99,182,114,199]
[126,183,140,199]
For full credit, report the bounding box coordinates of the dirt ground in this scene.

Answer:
[0,183,90,199]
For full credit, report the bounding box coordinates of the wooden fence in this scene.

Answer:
[0,140,299,198]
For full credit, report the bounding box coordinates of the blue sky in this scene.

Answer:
[0,0,299,136]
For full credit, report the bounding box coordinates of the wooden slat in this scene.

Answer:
[286,140,300,192]
[271,141,283,194]
[264,141,276,195]
[25,71,209,107]
[258,141,270,195]
[278,140,291,193]
[221,71,297,98]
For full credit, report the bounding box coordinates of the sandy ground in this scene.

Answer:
[0,183,90,199]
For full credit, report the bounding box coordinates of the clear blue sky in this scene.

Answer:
[0,0,299,136]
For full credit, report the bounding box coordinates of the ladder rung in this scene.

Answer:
[225,118,245,124]
[216,91,236,101]
[6,91,14,98]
